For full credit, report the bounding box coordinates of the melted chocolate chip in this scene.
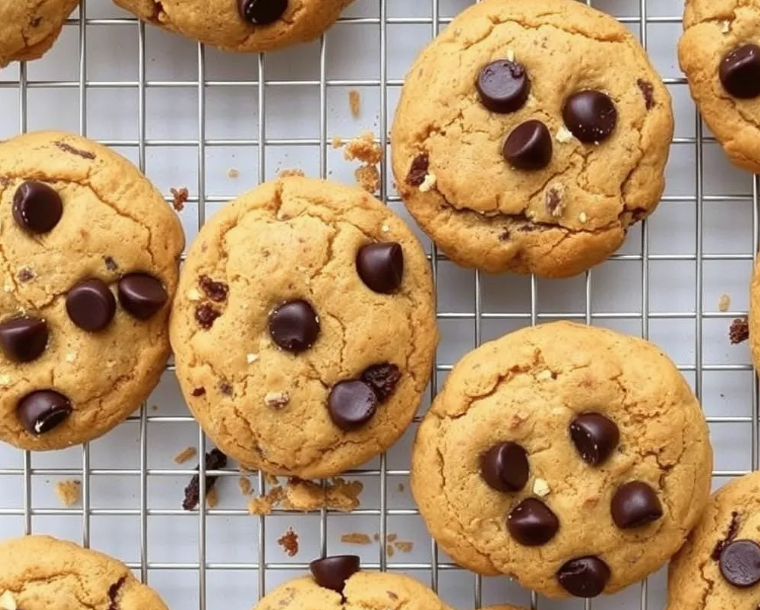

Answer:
[503,120,553,170]
[720,44,760,99]
[191,387,207,397]
[118,273,168,320]
[569,412,619,465]
[199,275,228,302]
[327,380,378,431]
[361,363,401,402]
[476,59,530,113]
[107,577,126,610]
[720,540,760,588]
[66,279,116,332]
[269,300,320,353]
[507,498,560,546]
[557,556,611,598]
[195,304,221,329]
[611,481,663,529]
[480,442,529,492]
[13,181,63,234]
[406,153,430,187]
[356,243,404,294]
[17,390,72,434]
[562,90,617,143]
[238,0,288,25]
[0,317,49,363]
[310,556,361,593]
[637,79,655,110]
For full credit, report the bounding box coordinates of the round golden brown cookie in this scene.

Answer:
[254,556,451,610]
[0,131,184,450]
[0,0,78,67]
[668,471,760,610]
[391,0,673,278]
[0,535,169,610]
[170,177,437,479]
[112,0,354,53]
[679,0,760,174]
[411,321,712,599]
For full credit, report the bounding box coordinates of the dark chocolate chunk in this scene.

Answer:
[637,79,655,110]
[118,273,168,320]
[17,390,72,434]
[238,0,288,25]
[0,317,49,363]
[361,363,401,402]
[713,512,741,561]
[406,153,430,187]
[17,267,34,282]
[327,380,378,431]
[310,555,361,593]
[480,441,529,492]
[562,90,617,143]
[569,412,619,465]
[199,275,228,302]
[476,59,530,113]
[182,448,228,510]
[507,497,560,546]
[720,539,760,588]
[557,556,611,598]
[13,181,63,234]
[720,44,760,99]
[195,304,220,329]
[503,120,553,170]
[191,387,207,397]
[731,317,750,344]
[269,300,320,353]
[107,576,126,610]
[66,278,116,332]
[611,481,663,529]
[356,243,404,294]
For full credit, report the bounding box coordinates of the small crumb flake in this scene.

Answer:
[730,317,749,345]
[206,487,219,509]
[387,533,398,543]
[174,446,197,464]
[556,125,574,143]
[418,172,437,193]
[506,49,515,62]
[246,353,259,364]
[226,167,239,179]
[265,391,290,409]
[331,136,344,149]
[65,352,77,363]
[719,293,731,312]
[394,541,413,553]
[278,527,299,557]
[278,168,306,179]
[579,212,588,224]
[247,486,285,516]
[343,131,383,165]
[341,532,373,545]
[533,478,551,497]
[55,480,81,507]
[349,90,361,118]
[187,288,202,302]
[238,476,252,496]
[170,187,189,212]
[722,20,731,33]
[386,544,395,557]
[0,591,17,610]
[397,483,405,493]
[356,164,381,194]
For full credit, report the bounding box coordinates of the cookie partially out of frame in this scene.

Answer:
[0,0,78,66]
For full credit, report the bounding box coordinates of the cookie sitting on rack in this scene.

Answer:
[411,321,713,598]
[112,0,355,53]
[679,0,760,174]
[170,176,437,479]
[391,0,673,278]
[0,131,184,451]
[0,0,79,67]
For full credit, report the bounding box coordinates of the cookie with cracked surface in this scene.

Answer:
[0,0,78,67]
[112,0,354,53]
[668,471,760,609]
[254,555,451,609]
[0,131,184,450]
[391,0,673,278]
[170,176,437,479]
[0,535,169,610]
[411,321,712,598]
[679,0,760,174]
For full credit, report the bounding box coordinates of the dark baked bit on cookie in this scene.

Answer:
[0,1,79,66]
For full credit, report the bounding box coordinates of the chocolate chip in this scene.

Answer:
[476,59,530,113]
[12,181,63,234]
[507,498,560,546]
[731,317,750,344]
[107,576,126,610]
[720,44,760,99]
[327,380,378,431]
[238,0,288,24]
[562,90,617,143]
[0,317,49,363]
[269,300,320,353]
[557,556,610,598]
[195,304,220,329]
[503,120,552,170]
[17,390,72,434]
[569,413,619,465]
[104,256,118,272]
[199,275,228,302]
[191,387,206,397]
[611,481,663,529]
[218,381,233,396]
[118,273,168,320]
[406,153,430,187]
[356,243,404,294]
[182,448,228,510]
[309,555,361,593]
[720,540,760,587]
[713,512,741,561]
[637,79,655,110]
[17,267,34,282]
[66,278,116,332]
[361,363,401,402]
[480,442,529,492]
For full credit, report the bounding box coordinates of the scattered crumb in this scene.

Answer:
[349,90,361,118]
[246,353,259,364]
[174,446,197,465]
[265,473,280,486]
[719,293,731,312]
[278,168,306,178]
[394,541,414,553]
[226,167,240,179]
[373,533,381,542]
[418,172,437,193]
[238,476,252,496]
[170,187,189,212]
[386,533,398,543]
[278,527,300,557]
[0,591,17,610]
[188,288,202,302]
[265,391,290,409]
[386,544,395,557]
[206,486,219,509]
[556,125,574,143]
[55,480,80,507]
[150,404,158,412]
[341,533,373,545]
[182,448,228,511]
[506,49,515,62]
[247,486,285,516]
[533,478,551,497]
[397,483,405,493]
[730,317,750,345]
[355,164,380,194]
[284,477,363,512]
[331,136,344,149]
[343,131,383,165]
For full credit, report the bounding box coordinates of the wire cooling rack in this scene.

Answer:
[0,0,758,609]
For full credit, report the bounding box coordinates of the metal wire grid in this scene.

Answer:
[0,0,758,609]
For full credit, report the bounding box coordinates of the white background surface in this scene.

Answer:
[0,1,757,609]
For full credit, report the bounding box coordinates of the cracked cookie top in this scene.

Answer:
[112,0,354,53]
[0,0,79,66]
[0,131,184,451]
[411,321,712,599]
[170,176,437,479]
[391,0,673,278]
[0,535,169,610]
[680,0,760,173]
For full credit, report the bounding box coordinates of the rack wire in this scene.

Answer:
[0,0,758,609]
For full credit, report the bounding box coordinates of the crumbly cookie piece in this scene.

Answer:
[113,0,354,53]
[0,0,79,67]
[170,176,437,479]
[0,535,169,610]
[391,0,673,278]
[0,131,184,451]
[668,471,760,610]
[411,321,712,598]
[679,0,760,173]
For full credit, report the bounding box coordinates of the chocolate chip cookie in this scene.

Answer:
[679,0,760,173]
[668,471,760,610]
[254,555,451,609]
[113,0,354,53]
[170,176,437,479]
[411,321,712,598]
[0,0,78,66]
[0,131,184,450]
[391,0,673,278]
[0,535,169,610]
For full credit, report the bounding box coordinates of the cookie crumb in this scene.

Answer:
[556,125,574,143]
[722,20,731,33]
[170,187,189,212]
[331,136,344,149]
[341,533,373,545]
[373,533,380,542]
[349,90,361,118]
[182,448,228,511]
[247,486,285,516]
[265,391,290,409]
[205,487,219,509]
[386,544,395,557]
[55,480,81,506]
[718,293,731,312]
[188,288,202,302]
[397,483,405,493]
[282,477,363,512]
[355,164,381,194]
[546,184,565,218]
[265,472,280,486]
[238,476,252,496]
[174,446,197,464]
[579,212,588,224]
[343,131,383,165]
[278,168,306,178]
[394,541,413,553]
[246,353,259,364]
[17,267,34,282]
[0,591,17,610]
[386,534,398,543]
[533,478,551,497]
[227,167,240,179]
[418,172,437,193]
[730,317,749,344]
[278,527,300,556]
[506,49,515,62]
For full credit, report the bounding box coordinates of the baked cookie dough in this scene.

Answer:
[0,535,169,610]
[0,131,184,450]
[170,176,437,479]
[750,260,760,370]
[391,0,673,278]
[0,0,78,67]
[113,0,354,53]
[254,555,451,610]
[669,471,760,609]
[679,0,760,174]
[411,321,712,598]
